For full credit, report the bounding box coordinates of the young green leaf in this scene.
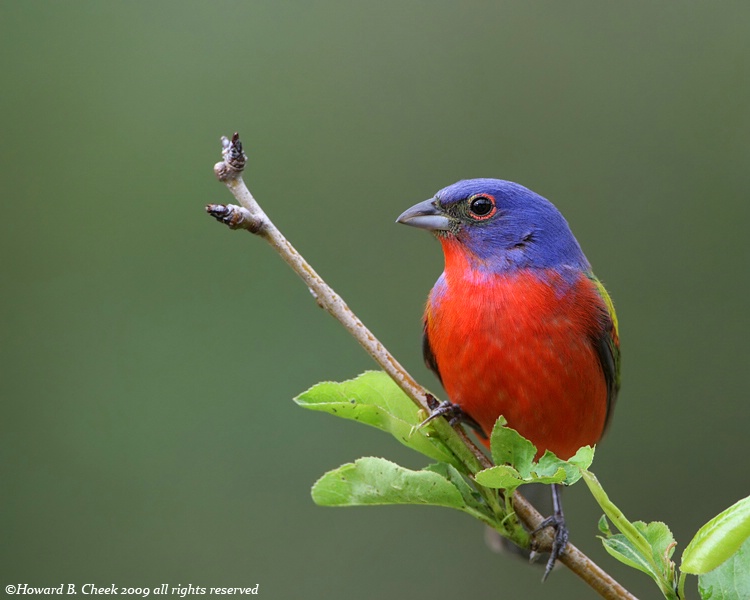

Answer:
[474,464,527,490]
[601,534,662,579]
[697,535,750,600]
[682,494,750,575]
[475,464,566,491]
[295,371,457,466]
[489,417,536,478]
[583,471,678,599]
[312,456,463,507]
[480,420,593,490]
[599,521,675,586]
[311,457,493,525]
[583,471,655,561]
[535,445,594,485]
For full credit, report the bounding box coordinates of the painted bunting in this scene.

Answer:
[397,178,620,575]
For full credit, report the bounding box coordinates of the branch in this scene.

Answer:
[207,133,637,600]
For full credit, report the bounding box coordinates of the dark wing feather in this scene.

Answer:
[593,323,620,436]
[588,276,621,437]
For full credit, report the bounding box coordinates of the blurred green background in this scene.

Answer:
[2,3,749,599]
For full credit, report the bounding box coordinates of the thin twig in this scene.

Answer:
[207,133,638,600]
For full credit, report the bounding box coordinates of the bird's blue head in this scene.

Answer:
[397,178,591,275]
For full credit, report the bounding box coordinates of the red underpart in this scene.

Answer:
[426,238,608,459]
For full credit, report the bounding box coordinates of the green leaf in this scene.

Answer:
[489,417,535,478]
[601,534,662,579]
[476,463,568,489]
[530,466,569,485]
[599,521,674,582]
[641,520,677,566]
[423,462,486,513]
[698,535,750,600]
[583,471,655,561]
[566,445,596,469]
[535,445,594,485]
[474,464,527,490]
[480,420,592,490]
[584,471,678,599]
[295,371,457,466]
[312,456,470,512]
[682,495,750,575]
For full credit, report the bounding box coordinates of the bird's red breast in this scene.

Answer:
[424,237,609,459]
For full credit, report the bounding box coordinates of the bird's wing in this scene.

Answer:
[588,275,621,436]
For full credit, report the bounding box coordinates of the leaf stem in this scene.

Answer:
[208,132,637,600]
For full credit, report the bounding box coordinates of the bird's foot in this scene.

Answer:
[420,395,486,437]
[531,512,569,581]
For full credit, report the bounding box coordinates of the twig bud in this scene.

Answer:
[205,204,264,234]
[214,132,247,181]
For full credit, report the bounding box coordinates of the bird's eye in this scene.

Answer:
[467,195,496,220]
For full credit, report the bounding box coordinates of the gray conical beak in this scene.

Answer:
[396,198,451,231]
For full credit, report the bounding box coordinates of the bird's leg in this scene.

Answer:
[420,394,487,438]
[531,483,569,580]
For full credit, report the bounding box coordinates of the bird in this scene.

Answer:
[397,178,620,576]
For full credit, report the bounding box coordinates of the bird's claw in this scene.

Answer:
[419,399,464,427]
[419,397,486,437]
[532,513,569,581]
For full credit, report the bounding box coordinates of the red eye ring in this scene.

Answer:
[467,194,497,220]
